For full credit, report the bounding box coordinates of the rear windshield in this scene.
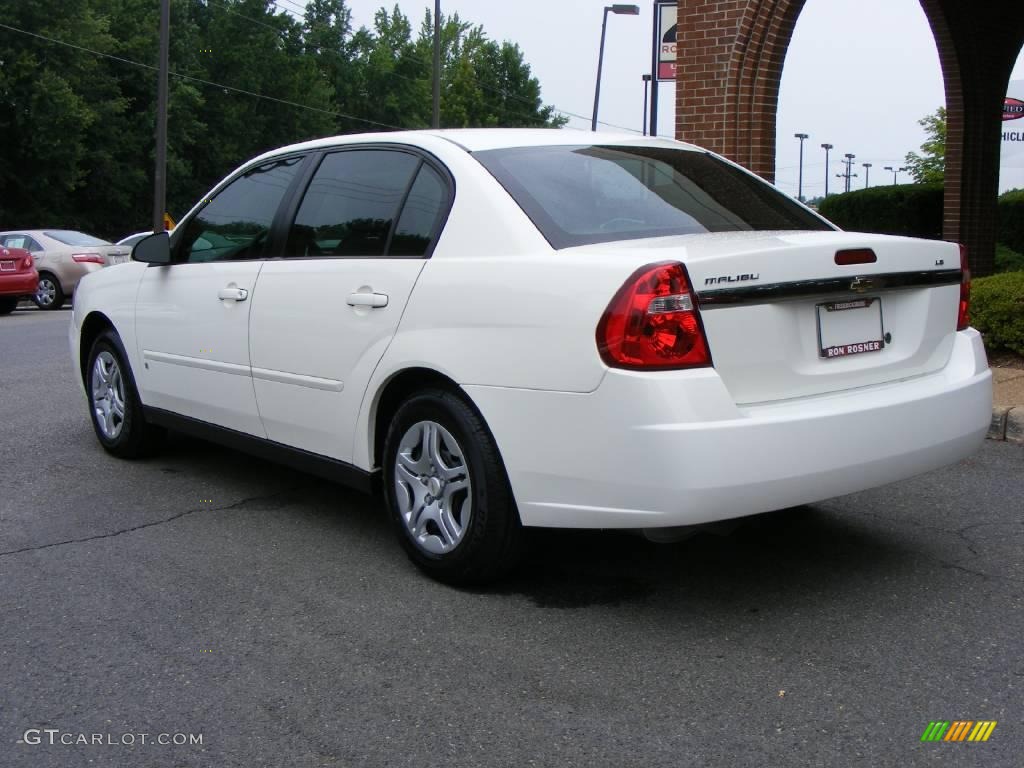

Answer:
[44,230,110,246]
[474,144,832,249]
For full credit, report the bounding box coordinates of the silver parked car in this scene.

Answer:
[0,230,131,309]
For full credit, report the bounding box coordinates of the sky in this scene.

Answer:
[327,0,1024,195]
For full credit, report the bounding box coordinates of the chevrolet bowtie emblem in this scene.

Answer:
[850,277,876,293]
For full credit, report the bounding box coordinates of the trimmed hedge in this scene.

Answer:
[817,184,943,239]
[971,270,1024,356]
[997,189,1024,255]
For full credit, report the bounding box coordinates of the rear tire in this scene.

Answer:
[33,272,65,310]
[0,297,16,315]
[86,331,165,458]
[383,388,525,585]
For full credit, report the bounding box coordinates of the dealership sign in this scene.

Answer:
[1001,82,1024,192]
[656,1,676,81]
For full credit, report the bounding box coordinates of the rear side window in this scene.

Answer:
[44,230,110,246]
[2,235,41,251]
[389,164,447,257]
[286,150,421,258]
[475,144,832,249]
[178,156,303,263]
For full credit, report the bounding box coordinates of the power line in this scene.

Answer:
[0,21,406,131]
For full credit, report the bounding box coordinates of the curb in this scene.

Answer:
[988,405,1024,443]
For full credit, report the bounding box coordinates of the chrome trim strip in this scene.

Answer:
[696,269,962,308]
[143,350,251,377]
[251,367,344,392]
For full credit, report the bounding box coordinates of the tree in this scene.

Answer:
[904,107,946,184]
[0,0,564,238]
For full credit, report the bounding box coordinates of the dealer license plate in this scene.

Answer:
[817,297,885,359]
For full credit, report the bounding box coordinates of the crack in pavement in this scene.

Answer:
[0,486,300,559]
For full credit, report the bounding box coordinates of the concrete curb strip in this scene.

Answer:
[1007,407,1024,444]
[989,406,1024,443]
[989,407,1011,441]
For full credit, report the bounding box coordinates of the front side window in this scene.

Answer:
[475,144,832,249]
[286,150,421,258]
[178,156,303,263]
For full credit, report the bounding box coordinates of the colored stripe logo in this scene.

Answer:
[921,721,997,742]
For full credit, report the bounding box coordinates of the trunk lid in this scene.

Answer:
[573,230,963,404]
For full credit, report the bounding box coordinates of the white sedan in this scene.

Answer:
[69,129,992,583]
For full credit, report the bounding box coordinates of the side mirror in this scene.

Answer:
[132,232,171,265]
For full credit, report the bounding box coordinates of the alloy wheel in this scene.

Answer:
[393,420,472,554]
[36,277,56,307]
[91,350,126,439]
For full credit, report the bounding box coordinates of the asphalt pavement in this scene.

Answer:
[1,307,1021,767]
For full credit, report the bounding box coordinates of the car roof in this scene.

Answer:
[249,128,702,165]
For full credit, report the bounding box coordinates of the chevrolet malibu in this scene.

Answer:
[69,129,992,583]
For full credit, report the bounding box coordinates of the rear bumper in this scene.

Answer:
[0,270,39,296]
[465,329,992,528]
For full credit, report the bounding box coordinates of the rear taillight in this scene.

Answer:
[597,261,711,370]
[71,253,105,264]
[21,255,33,270]
[957,244,970,331]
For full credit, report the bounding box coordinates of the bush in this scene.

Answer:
[818,184,943,239]
[971,270,1024,356]
[997,189,1024,255]
[995,243,1024,273]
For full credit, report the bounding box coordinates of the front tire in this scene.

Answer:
[383,388,525,585]
[86,331,165,458]
[33,272,65,310]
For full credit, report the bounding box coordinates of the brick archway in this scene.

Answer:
[674,0,1024,275]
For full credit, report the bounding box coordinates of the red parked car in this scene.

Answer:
[0,246,39,315]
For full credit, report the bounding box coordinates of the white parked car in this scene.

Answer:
[69,129,992,583]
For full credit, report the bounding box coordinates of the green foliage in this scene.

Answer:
[0,0,563,239]
[995,243,1024,273]
[817,184,943,238]
[904,107,945,184]
[997,188,1024,256]
[971,271,1024,356]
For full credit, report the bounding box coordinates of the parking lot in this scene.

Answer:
[1,306,1021,767]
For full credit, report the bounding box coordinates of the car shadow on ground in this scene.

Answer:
[153,431,913,615]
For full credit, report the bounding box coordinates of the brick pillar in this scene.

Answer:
[674,0,806,182]
[919,0,1024,276]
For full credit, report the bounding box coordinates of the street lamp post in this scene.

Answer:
[843,154,856,193]
[432,0,441,129]
[884,165,908,185]
[794,133,809,202]
[862,162,872,189]
[821,143,834,197]
[592,4,639,131]
[642,74,652,135]
[152,0,170,233]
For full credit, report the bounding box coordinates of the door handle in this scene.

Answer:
[217,287,248,301]
[347,292,388,308]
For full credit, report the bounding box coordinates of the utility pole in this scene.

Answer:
[862,162,872,188]
[152,0,170,233]
[794,133,809,202]
[432,0,441,129]
[821,143,833,197]
[843,153,856,193]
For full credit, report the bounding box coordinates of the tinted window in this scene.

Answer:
[390,164,447,257]
[44,230,110,246]
[180,156,302,263]
[475,145,832,249]
[286,150,419,258]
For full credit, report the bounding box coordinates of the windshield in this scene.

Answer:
[44,230,111,246]
[474,144,832,249]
